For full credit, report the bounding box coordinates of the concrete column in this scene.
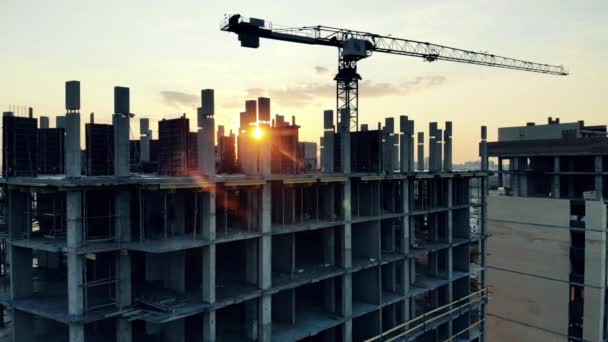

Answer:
[595,155,603,196]
[399,116,409,173]
[436,128,443,172]
[113,114,130,176]
[497,157,503,188]
[341,180,352,342]
[258,183,272,341]
[67,190,84,341]
[400,179,411,323]
[383,118,395,173]
[407,120,415,173]
[339,108,351,174]
[480,126,488,172]
[139,118,150,162]
[8,190,34,342]
[40,116,50,128]
[113,86,130,177]
[417,132,425,171]
[116,190,132,342]
[198,89,216,176]
[519,157,528,197]
[511,158,520,197]
[443,122,452,172]
[428,123,437,172]
[553,157,560,198]
[201,190,216,330]
[322,110,334,173]
[65,112,81,177]
[56,115,66,128]
[203,311,216,342]
[259,131,271,176]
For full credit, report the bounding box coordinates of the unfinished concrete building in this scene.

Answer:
[485,118,608,342]
[0,81,487,342]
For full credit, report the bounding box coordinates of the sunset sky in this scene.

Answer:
[1,0,606,162]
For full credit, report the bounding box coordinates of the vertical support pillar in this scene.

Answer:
[198,89,216,177]
[322,110,335,173]
[519,157,528,197]
[480,175,489,342]
[407,120,415,173]
[446,178,454,335]
[65,112,81,177]
[553,157,560,198]
[497,157,503,188]
[258,183,272,342]
[595,155,603,197]
[383,118,395,173]
[67,191,84,341]
[116,190,132,342]
[417,132,425,171]
[339,108,351,174]
[65,80,81,178]
[429,123,438,172]
[400,179,411,322]
[201,189,216,342]
[40,116,50,129]
[512,158,520,197]
[8,189,33,341]
[113,86,130,177]
[436,128,443,172]
[139,118,151,162]
[444,122,452,172]
[480,126,488,172]
[341,180,352,341]
[399,116,409,173]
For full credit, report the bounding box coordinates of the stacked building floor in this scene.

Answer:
[0,81,488,342]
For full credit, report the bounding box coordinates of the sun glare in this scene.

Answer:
[253,126,264,140]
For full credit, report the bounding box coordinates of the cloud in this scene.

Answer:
[223,75,446,109]
[160,91,198,109]
[314,66,329,75]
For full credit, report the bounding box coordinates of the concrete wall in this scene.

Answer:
[498,122,579,142]
[488,315,567,342]
[488,220,570,281]
[488,267,569,336]
[488,195,570,227]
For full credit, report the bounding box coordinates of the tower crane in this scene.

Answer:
[221,14,568,131]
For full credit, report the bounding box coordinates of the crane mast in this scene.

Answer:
[221,14,568,131]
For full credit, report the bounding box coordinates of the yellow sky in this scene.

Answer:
[1,0,606,162]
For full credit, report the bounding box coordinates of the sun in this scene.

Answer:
[252,126,264,140]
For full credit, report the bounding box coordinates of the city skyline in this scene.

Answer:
[1,0,606,162]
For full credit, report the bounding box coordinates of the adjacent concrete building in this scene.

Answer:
[485,118,608,342]
[0,82,488,342]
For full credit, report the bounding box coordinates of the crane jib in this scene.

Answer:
[221,13,568,130]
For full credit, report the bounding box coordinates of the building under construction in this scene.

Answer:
[485,119,608,342]
[0,81,488,342]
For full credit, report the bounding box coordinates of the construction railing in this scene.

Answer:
[364,288,486,342]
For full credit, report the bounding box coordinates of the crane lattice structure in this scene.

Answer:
[221,14,568,131]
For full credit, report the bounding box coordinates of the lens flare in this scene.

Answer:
[253,126,264,140]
